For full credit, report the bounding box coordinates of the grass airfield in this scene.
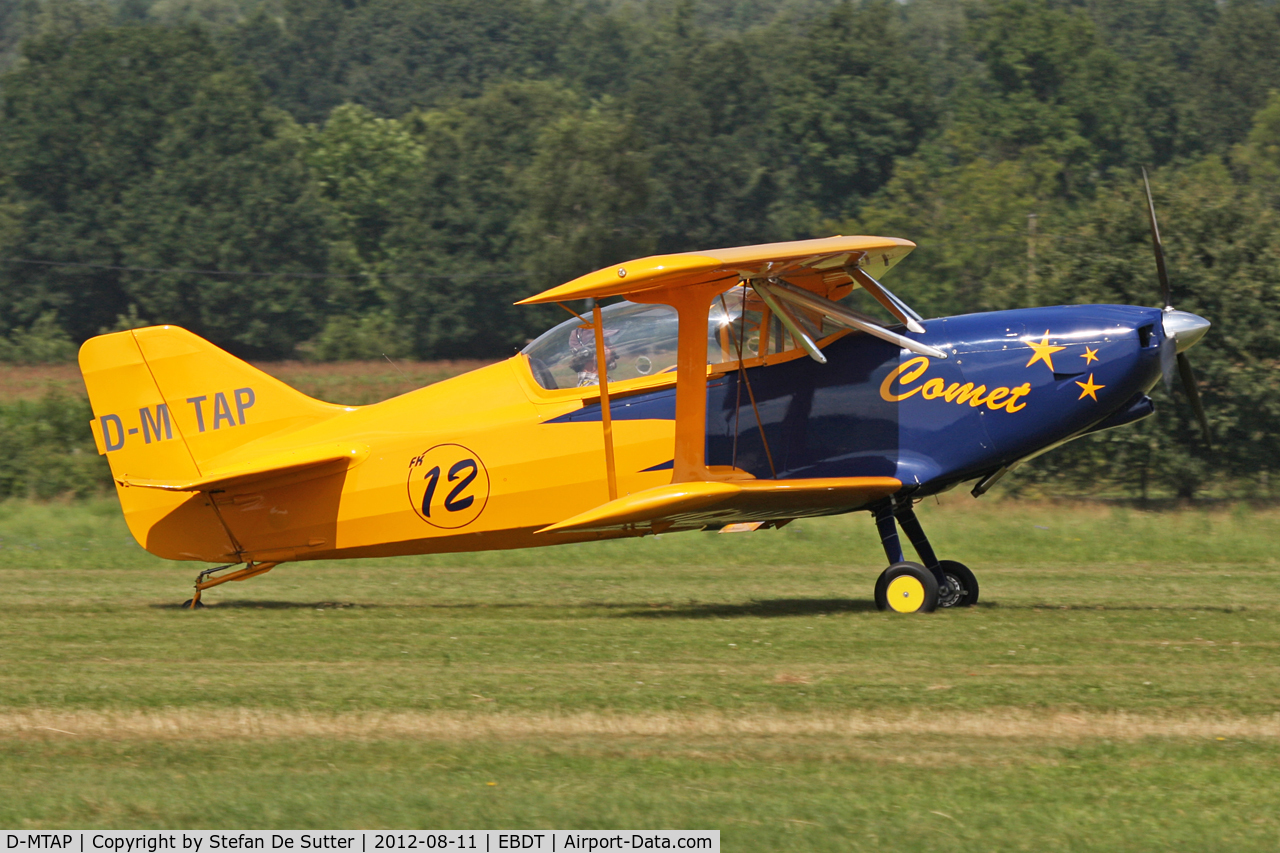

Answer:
[0,497,1278,850]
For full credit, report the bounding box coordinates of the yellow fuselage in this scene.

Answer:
[128,357,676,564]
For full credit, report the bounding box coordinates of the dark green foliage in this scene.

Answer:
[374,81,588,357]
[0,395,107,498]
[1023,161,1280,499]
[0,0,1278,496]
[0,312,77,364]
[221,2,348,125]
[1190,0,1280,153]
[305,312,414,361]
[0,24,330,358]
[767,1,935,224]
[223,0,565,123]
[514,103,655,290]
[618,25,783,251]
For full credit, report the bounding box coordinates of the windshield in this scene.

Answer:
[523,302,679,390]
[521,286,830,390]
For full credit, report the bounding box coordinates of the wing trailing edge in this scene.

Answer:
[538,476,902,535]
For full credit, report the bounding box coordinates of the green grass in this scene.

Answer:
[2,497,1279,848]
[4,739,1278,850]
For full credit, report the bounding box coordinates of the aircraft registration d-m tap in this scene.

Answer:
[78,179,1210,613]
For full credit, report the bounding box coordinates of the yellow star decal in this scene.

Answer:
[1081,347,1099,364]
[1024,331,1066,373]
[1075,373,1105,401]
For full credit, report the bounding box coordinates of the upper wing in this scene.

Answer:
[516,235,915,305]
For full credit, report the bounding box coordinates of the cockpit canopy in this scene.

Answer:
[521,285,832,390]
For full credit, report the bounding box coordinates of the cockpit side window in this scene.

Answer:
[707,286,827,367]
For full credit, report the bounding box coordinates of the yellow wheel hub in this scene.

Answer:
[886,575,926,613]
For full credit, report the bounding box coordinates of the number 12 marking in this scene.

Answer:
[420,459,478,517]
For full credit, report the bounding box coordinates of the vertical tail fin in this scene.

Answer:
[79,325,348,561]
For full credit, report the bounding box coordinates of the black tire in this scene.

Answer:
[874,561,939,613]
[935,560,979,608]
[181,598,205,610]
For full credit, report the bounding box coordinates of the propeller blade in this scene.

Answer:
[1144,173,1211,447]
[1175,352,1212,447]
[1160,335,1177,395]
[1142,167,1173,310]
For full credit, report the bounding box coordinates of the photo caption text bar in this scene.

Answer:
[3,831,718,853]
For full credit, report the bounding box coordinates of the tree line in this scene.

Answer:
[0,0,1279,499]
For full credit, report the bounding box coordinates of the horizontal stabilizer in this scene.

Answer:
[538,477,902,535]
[118,442,368,492]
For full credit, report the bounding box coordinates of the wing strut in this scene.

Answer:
[765,278,946,359]
[591,300,619,501]
[722,292,777,478]
[847,266,926,333]
[752,279,827,364]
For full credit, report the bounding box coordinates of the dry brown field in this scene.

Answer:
[0,360,494,404]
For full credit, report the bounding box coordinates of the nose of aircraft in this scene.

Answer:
[1163,309,1210,353]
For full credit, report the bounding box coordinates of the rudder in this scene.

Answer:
[80,325,348,561]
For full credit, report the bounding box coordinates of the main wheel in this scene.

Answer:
[874,562,939,613]
[935,560,979,608]
[181,598,205,610]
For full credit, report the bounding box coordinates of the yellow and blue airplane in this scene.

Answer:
[77,186,1210,614]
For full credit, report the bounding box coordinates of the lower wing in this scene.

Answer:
[538,477,901,535]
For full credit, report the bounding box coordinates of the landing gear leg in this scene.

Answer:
[894,503,979,608]
[874,501,905,565]
[871,501,938,613]
[181,561,279,609]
